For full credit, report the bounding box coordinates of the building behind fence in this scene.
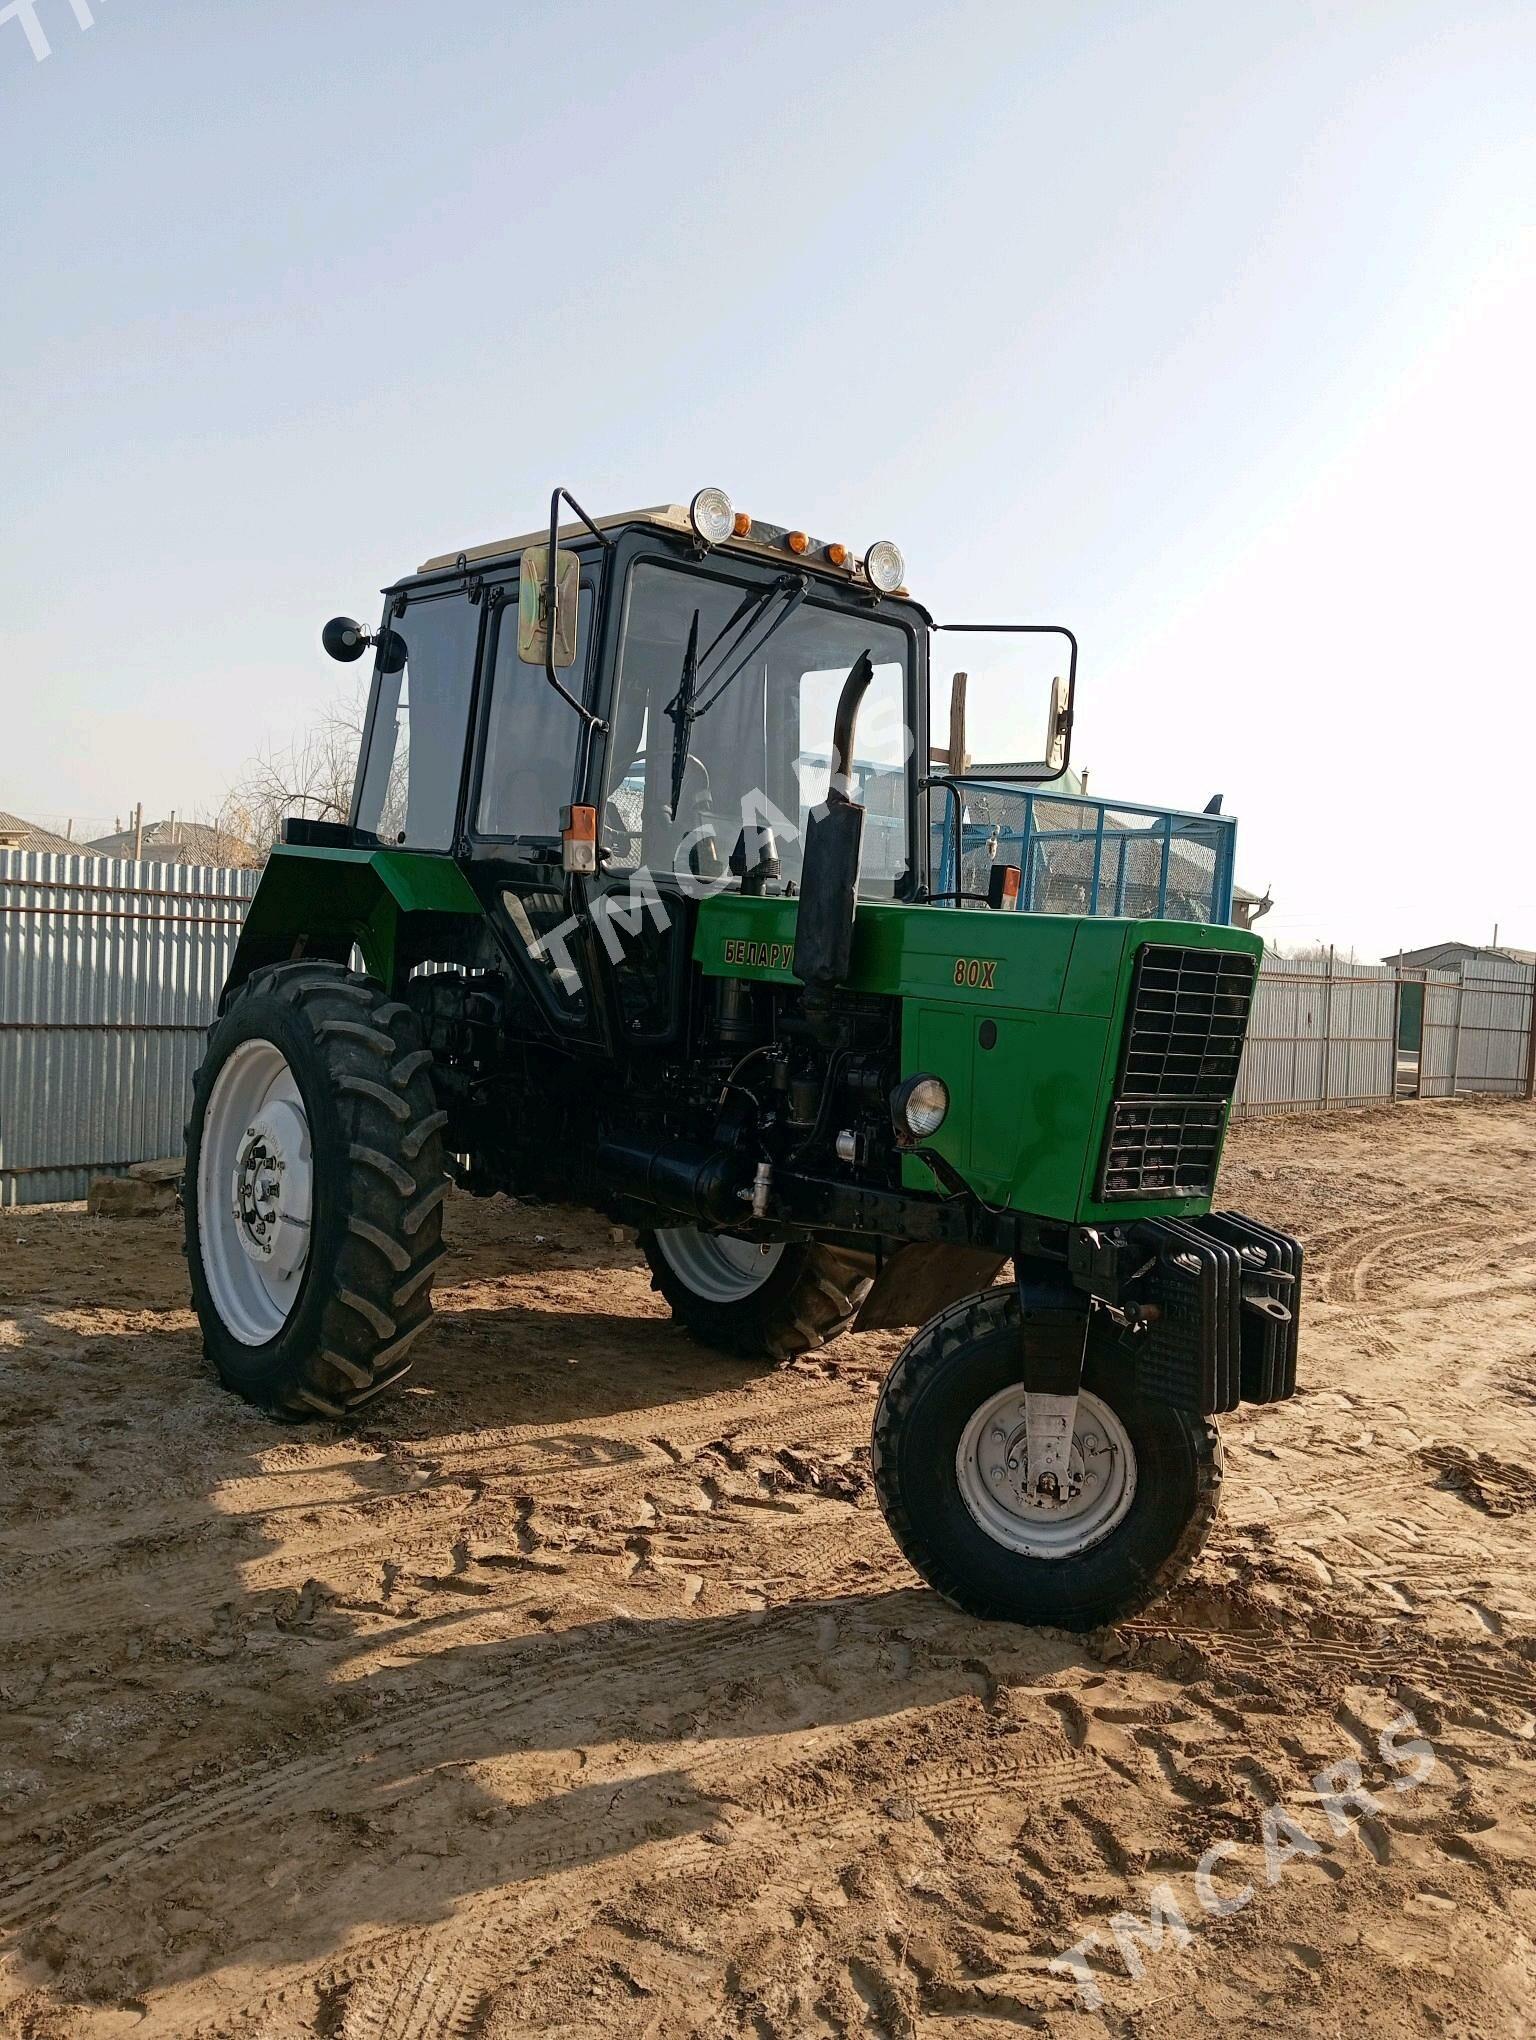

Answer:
[0,849,1531,1203]
[0,851,258,1205]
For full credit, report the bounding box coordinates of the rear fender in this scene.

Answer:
[224,846,484,1002]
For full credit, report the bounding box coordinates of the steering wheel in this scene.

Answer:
[605,750,713,863]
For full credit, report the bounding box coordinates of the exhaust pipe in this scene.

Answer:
[792,650,874,1000]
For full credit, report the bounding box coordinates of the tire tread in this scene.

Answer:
[871,1287,1222,1630]
[185,962,447,1422]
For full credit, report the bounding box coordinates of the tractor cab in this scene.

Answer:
[336,488,1072,896]
[314,488,1079,1051]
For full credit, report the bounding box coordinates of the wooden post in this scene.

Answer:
[948,672,968,778]
[132,803,143,861]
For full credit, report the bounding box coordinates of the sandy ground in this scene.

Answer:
[2,1098,1535,2039]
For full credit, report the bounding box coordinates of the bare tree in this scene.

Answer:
[211,688,369,862]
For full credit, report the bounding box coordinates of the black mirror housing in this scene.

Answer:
[322,616,368,663]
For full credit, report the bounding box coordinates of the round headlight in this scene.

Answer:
[864,538,905,593]
[689,487,735,546]
[892,1074,949,1140]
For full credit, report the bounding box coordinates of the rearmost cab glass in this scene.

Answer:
[352,588,484,850]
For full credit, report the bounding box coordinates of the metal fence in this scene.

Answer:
[1419,971,1463,1100]
[0,852,258,1205]
[1439,958,1536,1095]
[1234,952,1535,1119]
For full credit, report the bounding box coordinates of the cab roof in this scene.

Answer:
[418,505,691,573]
[417,505,914,603]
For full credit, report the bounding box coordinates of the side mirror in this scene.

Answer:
[322,616,368,663]
[930,623,1077,783]
[518,545,580,668]
[1046,671,1072,772]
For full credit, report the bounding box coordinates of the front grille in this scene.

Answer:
[1097,944,1257,1201]
[1121,945,1257,1096]
[1101,1099,1229,1200]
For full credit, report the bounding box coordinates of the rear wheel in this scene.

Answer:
[640,1226,872,1360]
[872,1288,1221,1630]
[185,962,448,1419]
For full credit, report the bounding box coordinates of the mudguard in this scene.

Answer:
[224,846,483,1000]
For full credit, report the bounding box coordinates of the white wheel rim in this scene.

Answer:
[654,1226,784,1303]
[196,1039,314,1345]
[955,1387,1136,1559]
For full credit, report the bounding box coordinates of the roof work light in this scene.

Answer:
[689,487,735,546]
[864,539,905,593]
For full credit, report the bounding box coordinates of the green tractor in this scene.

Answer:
[185,487,1299,1630]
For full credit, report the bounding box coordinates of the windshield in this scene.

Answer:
[606,561,915,897]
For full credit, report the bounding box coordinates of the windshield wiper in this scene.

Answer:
[667,609,701,823]
[660,567,815,820]
[664,570,809,819]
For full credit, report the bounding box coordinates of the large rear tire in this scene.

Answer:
[640,1226,872,1361]
[872,1288,1221,1630]
[185,962,448,1419]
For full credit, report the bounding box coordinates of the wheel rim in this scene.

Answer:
[196,1039,314,1345]
[654,1227,784,1303]
[955,1387,1136,1559]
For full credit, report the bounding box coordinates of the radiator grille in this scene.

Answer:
[1097,945,1257,1201]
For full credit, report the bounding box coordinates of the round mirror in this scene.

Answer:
[321,616,367,663]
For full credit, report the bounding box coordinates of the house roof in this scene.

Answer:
[0,810,80,854]
[86,818,257,867]
[1382,940,1536,968]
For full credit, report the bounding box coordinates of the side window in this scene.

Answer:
[477,585,596,838]
[354,593,481,850]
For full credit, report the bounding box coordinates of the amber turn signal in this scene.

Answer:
[561,803,599,875]
[786,530,809,554]
[824,542,849,567]
[986,863,1022,910]
[732,511,752,537]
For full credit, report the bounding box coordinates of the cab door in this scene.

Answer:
[463,564,609,1044]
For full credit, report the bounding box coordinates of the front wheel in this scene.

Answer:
[639,1226,872,1361]
[872,1288,1221,1630]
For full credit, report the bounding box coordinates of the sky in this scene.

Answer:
[2,0,1532,959]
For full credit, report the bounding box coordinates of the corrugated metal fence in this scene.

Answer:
[1234,952,1535,1118]
[1441,958,1536,1096]
[0,852,259,1205]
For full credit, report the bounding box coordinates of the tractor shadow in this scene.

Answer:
[0,1194,1073,2021]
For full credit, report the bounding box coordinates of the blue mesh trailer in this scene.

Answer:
[929,783,1237,925]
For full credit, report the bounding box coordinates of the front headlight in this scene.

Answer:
[892,1073,949,1140]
